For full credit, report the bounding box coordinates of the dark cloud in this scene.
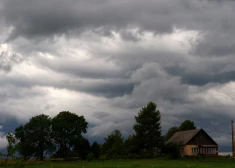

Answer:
[1,117,21,133]
[4,0,235,40]
[0,0,235,150]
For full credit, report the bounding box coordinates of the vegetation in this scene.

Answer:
[15,114,54,161]
[0,102,208,166]
[1,157,235,168]
[103,130,126,159]
[164,126,180,142]
[52,111,88,160]
[133,102,162,157]
[165,120,197,142]
[179,120,196,131]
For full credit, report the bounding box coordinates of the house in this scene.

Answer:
[166,129,218,156]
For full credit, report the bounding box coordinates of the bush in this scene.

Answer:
[98,155,107,161]
[87,153,94,162]
[163,142,181,159]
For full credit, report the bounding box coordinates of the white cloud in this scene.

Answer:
[0,126,7,149]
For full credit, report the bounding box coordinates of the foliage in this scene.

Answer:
[91,141,101,159]
[125,135,139,157]
[103,130,126,159]
[179,120,196,131]
[52,111,88,160]
[5,158,235,168]
[15,114,54,161]
[163,142,181,159]
[164,126,180,142]
[5,132,17,163]
[133,102,162,157]
[87,152,94,161]
[73,137,90,160]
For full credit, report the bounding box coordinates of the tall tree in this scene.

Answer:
[15,114,54,161]
[133,102,162,156]
[103,130,125,159]
[179,120,196,131]
[164,126,180,142]
[52,111,88,160]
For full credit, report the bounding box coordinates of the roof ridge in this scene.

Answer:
[176,128,201,133]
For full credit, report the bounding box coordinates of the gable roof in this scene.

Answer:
[166,129,201,145]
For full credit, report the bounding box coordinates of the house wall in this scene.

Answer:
[183,145,218,156]
[184,145,198,156]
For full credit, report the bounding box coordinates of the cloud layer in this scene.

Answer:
[0,0,235,149]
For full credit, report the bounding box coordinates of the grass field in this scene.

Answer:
[1,157,235,168]
[5,157,232,168]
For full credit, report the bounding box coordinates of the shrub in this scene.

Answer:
[163,142,181,159]
[87,153,94,162]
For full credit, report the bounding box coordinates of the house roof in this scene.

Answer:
[166,129,201,145]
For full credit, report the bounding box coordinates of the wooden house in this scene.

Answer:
[166,129,218,156]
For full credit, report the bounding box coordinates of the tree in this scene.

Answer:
[179,120,196,131]
[5,133,17,163]
[14,125,35,161]
[15,114,54,161]
[133,102,162,157]
[103,130,125,159]
[73,137,91,160]
[164,126,180,142]
[52,111,88,160]
[91,141,101,159]
[125,135,140,158]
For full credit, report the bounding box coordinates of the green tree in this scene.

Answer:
[179,120,196,131]
[15,114,54,161]
[5,133,17,163]
[15,125,34,161]
[73,137,91,160]
[103,130,125,159]
[125,135,139,158]
[133,102,162,157]
[52,111,88,160]
[164,126,180,142]
[91,141,101,159]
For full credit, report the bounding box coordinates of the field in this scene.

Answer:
[1,157,235,168]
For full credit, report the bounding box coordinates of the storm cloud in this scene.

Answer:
[0,0,235,150]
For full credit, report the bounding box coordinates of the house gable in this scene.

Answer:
[187,129,218,146]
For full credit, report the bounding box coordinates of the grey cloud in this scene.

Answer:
[44,104,55,111]
[0,72,134,98]
[1,0,235,149]
[92,112,110,119]
[193,33,235,57]
[0,49,24,72]
[3,0,235,40]
[1,0,174,40]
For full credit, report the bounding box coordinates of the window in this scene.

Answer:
[206,148,216,154]
[192,148,198,154]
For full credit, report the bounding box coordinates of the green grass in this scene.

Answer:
[20,157,235,168]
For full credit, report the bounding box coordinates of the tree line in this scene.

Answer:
[2,102,196,161]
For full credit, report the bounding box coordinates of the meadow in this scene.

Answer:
[1,157,235,168]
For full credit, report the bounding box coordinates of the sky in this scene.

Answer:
[0,0,235,151]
